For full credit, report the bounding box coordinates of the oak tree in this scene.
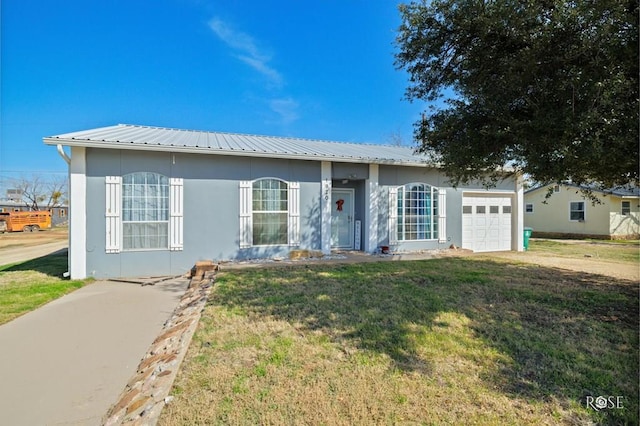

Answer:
[395,0,639,190]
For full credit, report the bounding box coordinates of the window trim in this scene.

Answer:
[621,201,631,216]
[525,203,534,214]
[105,174,183,254]
[569,201,586,222]
[394,182,439,242]
[240,178,300,248]
[121,172,170,252]
[252,178,289,246]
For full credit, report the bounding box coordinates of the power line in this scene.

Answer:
[0,170,67,173]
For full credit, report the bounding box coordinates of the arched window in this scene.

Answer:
[122,172,169,250]
[252,178,289,245]
[396,183,439,241]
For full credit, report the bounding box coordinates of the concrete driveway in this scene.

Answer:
[0,278,188,426]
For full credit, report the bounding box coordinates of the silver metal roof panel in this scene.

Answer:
[525,183,640,197]
[44,124,434,166]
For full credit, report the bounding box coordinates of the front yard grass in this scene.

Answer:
[0,252,87,325]
[529,239,640,263]
[160,257,638,425]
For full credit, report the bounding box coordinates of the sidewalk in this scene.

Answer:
[0,278,187,426]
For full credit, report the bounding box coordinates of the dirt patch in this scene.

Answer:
[0,228,69,266]
[0,227,68,249]
[473,247,639,281]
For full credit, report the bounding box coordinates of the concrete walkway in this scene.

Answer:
[0,278,188,426]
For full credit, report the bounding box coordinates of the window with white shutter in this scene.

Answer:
[288,182,300,246]
[438,189,447,243]
[122,173,169,250]
[170,178,184,251]
[239,181,253,248]
[388,187,398,244]
[105,176,121,253]
[106,173,183,252]
[252,178,288,245]
[240,178,300,248]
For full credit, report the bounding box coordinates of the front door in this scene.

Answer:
[331,189,354,249]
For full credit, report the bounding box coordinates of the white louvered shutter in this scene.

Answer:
[388,187,398,244]
[288,182,300,246]
[438,189,447,243]
[169,178,184,251]
[105,176,121,253]
[239,181,252,248]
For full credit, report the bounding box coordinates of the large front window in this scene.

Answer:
[252,179,288,245]
[122,172,169,250]
[397,183,438,240]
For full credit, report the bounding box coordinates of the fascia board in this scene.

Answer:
[44,137,434,168]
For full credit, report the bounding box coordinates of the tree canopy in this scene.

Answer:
[395,0,639,189]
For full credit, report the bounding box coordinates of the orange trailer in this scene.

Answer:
[0,210,52,233]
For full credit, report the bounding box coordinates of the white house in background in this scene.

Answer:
[44,124,524,279]
[524,183,640,239]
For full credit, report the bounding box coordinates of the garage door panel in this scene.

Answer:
[462,195,512,252]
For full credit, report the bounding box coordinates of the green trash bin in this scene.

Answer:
[523,227,533,250]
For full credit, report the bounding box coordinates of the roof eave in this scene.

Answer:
[45,137,433,168]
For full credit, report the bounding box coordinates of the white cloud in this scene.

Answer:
[208,18,283,88]
[208,17,300,126]
[269,98,299,125]
[237,55,283,88]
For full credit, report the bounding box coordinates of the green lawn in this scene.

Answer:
[0,252,87,325]
[160,257,638,425]
[529,239,640,263]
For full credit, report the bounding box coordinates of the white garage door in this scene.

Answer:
[462,196,512,252]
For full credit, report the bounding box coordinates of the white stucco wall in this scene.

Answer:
[609,198,640,236]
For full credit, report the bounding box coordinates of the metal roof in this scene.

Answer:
[44,124,434,166]
[526,183,640,197]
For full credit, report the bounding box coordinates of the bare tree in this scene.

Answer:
[385,129,409,147]
[10,175,68,211]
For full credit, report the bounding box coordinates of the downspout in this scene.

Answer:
[57,144,71,277]
[57,144,71,165]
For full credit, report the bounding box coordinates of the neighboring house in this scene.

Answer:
[44,124,525,279]
[524,183,640,239]
[0,200,68,226]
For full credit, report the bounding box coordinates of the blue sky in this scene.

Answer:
[0,0,426,181]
